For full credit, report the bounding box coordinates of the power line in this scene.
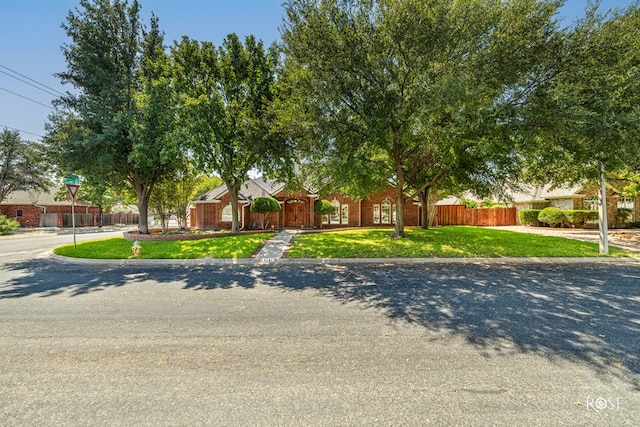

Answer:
[0,86,54,110]
[0,63,65,97]
[0,69,61,98]
[0,123,44,139]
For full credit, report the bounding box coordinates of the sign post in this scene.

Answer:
[64,175,81,248]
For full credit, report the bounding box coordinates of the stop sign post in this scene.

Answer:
[64,175,81,248]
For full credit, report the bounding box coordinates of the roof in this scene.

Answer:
[1,188,93,207]
[195,177,288,202]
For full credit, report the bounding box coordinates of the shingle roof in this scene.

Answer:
[195,177,288,202]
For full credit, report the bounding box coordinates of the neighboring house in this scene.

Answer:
[0,188,100,227]
[192,176,422,230]
[503,184,638,227]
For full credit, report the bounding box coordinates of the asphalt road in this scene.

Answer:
[1,232,639,426]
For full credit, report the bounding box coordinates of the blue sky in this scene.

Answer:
[0,0,635,141]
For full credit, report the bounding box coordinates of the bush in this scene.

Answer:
[518,209,541,226]
[538,207,565,227]
[563,210,593,228]
[0,214,20,235]
[250,197,281,229]
[314,199,335,229]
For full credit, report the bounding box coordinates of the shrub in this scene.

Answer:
[314,199,335,229]
[518,209,541,226]
[563,210,591,228]
[538,207,565,227]
[0,214,20,235]
[250,197,281,229]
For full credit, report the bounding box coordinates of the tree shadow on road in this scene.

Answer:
[259,262,640,389]
[2,258,639,389]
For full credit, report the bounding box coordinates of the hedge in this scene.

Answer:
[0,214,20,235]
[518,209,541,226]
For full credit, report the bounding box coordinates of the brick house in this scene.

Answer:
[0,188,100,228]
[192,177,422,230]
[509,184,640,227]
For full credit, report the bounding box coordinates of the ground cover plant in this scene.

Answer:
[286,227,632,258]
[54,233,274,259]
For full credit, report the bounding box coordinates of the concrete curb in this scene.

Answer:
[49,252,640,266]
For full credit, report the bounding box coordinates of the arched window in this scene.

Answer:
[221,204,233,222]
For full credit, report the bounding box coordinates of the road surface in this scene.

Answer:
[1,231,639,425]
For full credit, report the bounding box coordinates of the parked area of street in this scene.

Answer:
[0,230,639,426]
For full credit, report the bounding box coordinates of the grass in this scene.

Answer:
[54,233,274,259]
[286,226,634,258]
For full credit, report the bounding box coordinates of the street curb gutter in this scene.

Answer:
[50,253,640,266]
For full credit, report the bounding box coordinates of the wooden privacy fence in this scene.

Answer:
[62,213,95,227]
[436,205,516,226]
[100,212,139,226]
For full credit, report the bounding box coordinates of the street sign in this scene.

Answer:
[66,183,80,199]
[64,174,80,185]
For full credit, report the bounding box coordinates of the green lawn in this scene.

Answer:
[54,233,274,259]
[286,227,633,258]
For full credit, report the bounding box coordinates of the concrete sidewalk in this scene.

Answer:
[254,229,299,261]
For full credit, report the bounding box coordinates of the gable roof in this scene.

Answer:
[195,177,288,203]
[1,188,93,207]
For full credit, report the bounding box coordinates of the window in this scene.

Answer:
[341,205,349,225]
[618,197,635,222]
[373,205,381,224]
[381,200,391,224]
[221,204,233,222]
[583,196,598,211]
[16,209,23,217]
[330,200,340,223]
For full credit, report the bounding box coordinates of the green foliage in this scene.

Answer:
[46,0,180,234]
[313,199,335,216]
[172,34,292,232]
[518,209,542,226]
[0,214,20,235]
[460,198,478,209]
[281,0,562,237]
[313,199,335,229]
[538,207,566,227]
[563,210,597,228]
[616,208,633,226]
[250,197,282,229]
[1,129,50,203]
[250,197,281,214]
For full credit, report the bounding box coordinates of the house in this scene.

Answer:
[0,188,100,228]
[191,176,422,230]
[511,184,639,227]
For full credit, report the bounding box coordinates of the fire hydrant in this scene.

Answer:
[132,240,141,257]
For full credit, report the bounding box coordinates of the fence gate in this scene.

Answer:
[39,213,58,227]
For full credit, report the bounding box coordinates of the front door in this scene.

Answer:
[285,199,307,228]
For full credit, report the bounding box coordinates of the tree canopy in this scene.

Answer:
[281,0,563,236]
[0,129,50,203]
[45,0,180,233]
[172,33,294,232]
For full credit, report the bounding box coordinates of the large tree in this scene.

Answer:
[0,129,50,203]
[45,0,179,233]
[522,1,640,252]
[172,34,293,232]
[281,0,562,237]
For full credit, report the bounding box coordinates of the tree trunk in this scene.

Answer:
[393,183,405,238]
[133,176,150,234]
[598,162,609,254]
[137,195,150,234]
[229,185,240,233]
[420,186,430,230]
